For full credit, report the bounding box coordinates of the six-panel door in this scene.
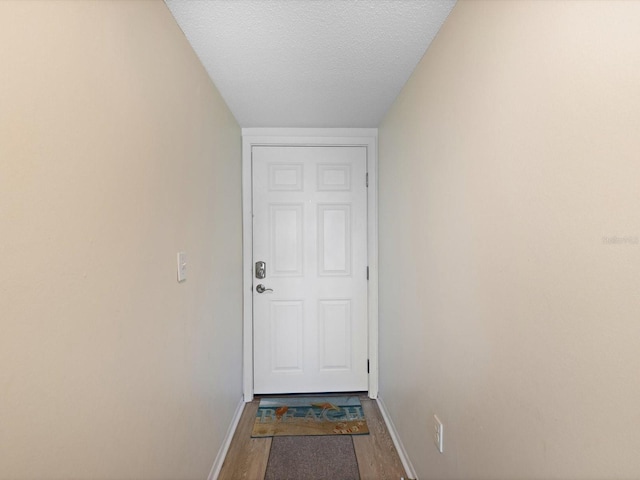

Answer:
[252,146,368,393]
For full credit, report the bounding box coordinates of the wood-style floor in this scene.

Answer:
[218,394,408,480]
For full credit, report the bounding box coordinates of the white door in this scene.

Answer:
[252,145,368,394]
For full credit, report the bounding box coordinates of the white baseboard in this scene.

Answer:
[376,396,418,480]
[208,397,246,480]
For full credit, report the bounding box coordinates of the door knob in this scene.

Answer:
[256,284,273,294]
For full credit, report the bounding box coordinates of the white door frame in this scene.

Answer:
[241,128,378,402]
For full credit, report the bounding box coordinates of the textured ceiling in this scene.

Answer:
[165,0,456,128]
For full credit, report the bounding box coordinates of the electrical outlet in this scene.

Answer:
[434,414,444,453]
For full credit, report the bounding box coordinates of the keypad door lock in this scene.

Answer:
[255,261,266,279]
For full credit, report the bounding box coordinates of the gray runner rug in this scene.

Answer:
[264,435,360,480]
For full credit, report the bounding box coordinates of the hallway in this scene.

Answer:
[3,1,640,479]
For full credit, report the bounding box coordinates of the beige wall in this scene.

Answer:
[0,1,242,479]
[379,1,640,478]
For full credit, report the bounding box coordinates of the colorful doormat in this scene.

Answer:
[251,396,369,437]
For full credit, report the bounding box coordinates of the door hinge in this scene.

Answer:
[366,266,369,280]
[366,172,369,187]
[367,359,370,374]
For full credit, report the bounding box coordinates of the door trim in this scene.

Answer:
[241,128,379,402]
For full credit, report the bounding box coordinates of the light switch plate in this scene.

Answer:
[434,414,444,453]
[177,252,187,282]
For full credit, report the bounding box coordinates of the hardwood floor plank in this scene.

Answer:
[353,398,408,480]
[218,400,272,480]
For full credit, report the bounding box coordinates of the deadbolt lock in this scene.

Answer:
[255,261,266,279]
